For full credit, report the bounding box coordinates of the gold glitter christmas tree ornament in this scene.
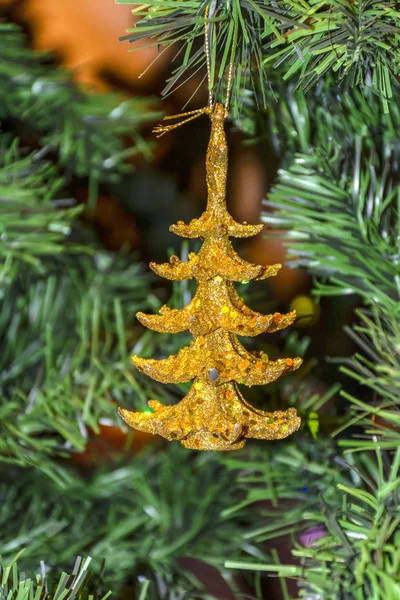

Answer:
[118,102,302,450]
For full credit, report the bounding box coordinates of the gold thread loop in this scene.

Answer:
[224,61,234,117]
[153,2,233,136]
[204,4,213,110]
[205,3,233,118]
[153,107,211,137]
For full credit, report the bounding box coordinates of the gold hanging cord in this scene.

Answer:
[153,4,233,137]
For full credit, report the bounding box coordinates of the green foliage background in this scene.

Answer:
[1,4,400,599]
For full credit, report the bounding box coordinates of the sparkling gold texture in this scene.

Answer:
[119,103,302,450]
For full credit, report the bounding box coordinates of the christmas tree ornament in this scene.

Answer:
[119,102,302,450]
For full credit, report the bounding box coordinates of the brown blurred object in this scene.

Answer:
[371,413,399,434]
[72,423,161,467]
[244,237,308,303]
[74,187,140,250]
[229,145,267,226]
[21,0,165,91]
[179,558,238,600]
[229,142,309,303]
[92,194,139,251]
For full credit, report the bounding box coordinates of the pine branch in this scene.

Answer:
[117,0,302,112]
[223,440,400,599]
[0,448,265,598]
[117,0,400,114]
[0,20,171,476]
[265,146,399,304]
[262,83,400,306]
[336,305,400,449]
[261,79,400,451]
[0,22,160,180]
[0,552,114,600]
[0,137,80,287]
[0,250,161,479]
[266,0,400,113]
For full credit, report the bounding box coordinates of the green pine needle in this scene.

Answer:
[118,0,400,114]
[223,441,400,599]
[0,22,160,179]
[0,448,267,597]
[0,551,113,600]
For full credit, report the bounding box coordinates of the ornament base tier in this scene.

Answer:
[119,379,300,451]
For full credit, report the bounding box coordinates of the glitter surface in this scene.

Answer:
[119,103,302,451]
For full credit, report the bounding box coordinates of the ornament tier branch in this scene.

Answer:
[119,103,302,450]
[137,279,296,336]
[170,215,264,239]
[133,330,301,386]
[150,238,280,282]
